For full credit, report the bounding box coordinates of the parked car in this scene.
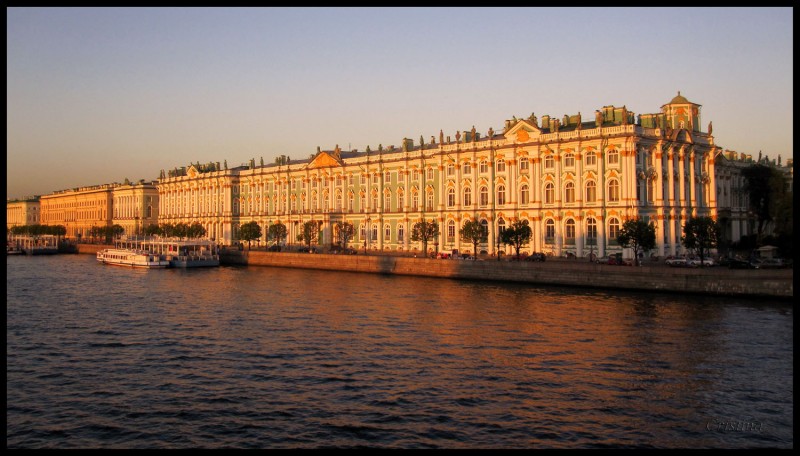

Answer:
[687,258,715,267]
[728,258,758,269]
[665,257,688,267]
[757,258,786,269]
[595,255,612,264]
[267,244,281,252]
[524,252,546,262]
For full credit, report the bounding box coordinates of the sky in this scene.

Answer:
[6,7,794,200]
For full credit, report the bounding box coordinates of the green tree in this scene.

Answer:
[411,219,439,256]
[297,220,322,248]
[617,218,656,266]
[173,222,190,240]
[187,222,207,239]
[238,221,262,250]
[459,219,486,259]
[334,221,355,249]
[143,224,161,236]
[742,164,788,243]
[159,223,176,238]
[267,222,288,247]
[681,216,721,266]
[51,225,67,238]
[500,219,532,260]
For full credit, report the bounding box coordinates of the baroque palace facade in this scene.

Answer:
[155,93,771,258]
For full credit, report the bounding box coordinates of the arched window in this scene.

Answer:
[544,155,554,169]
[447,220,456,243]
[544,182,555,204]
[565,219,575,243]
[545,219,555,243]
[585,151,596,167]
[480,160,489,174]
[497,217,506,234]
[384,223,391,240]
[520,184,529,205]
[497,185,506,205]
[586,217,597,245]
[564,182,575,203]
[372,223,378,241]
[608,179,620,202]
[447,162,455,176]
[385,191,392,211]
[564,153,575,168]
[519,157,529,171]
[607,149,619,165]
[479,186,489,206]
[608,217,620,242]
[480,219,489,240]
[412,191,419,211]
[426,190,434,211]
[447,188,456,207]
[463,187,472,206]
[585,181,596,203]
[335,190,342,212]
[398,224,405,243]
[496,159,506,173]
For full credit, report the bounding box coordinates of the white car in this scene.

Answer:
[665,257,687,267]
[688,258,715,267]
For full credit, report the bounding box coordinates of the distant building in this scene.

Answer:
[6,197,41,229]
[155,93,786,258]
[39,184,116,240]
[112,180,160,236]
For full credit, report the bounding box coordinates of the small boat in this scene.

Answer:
[7,244,25,255]
[97,248,170,268]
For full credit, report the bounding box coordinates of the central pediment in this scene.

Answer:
[306,151,344,169]
[503,119,541,143]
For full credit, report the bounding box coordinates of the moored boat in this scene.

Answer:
[97,248,170,268]
[120,235,220,268]
[7,244,25,255]
[8,235,59,255]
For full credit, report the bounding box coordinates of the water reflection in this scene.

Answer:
[6,255,793,448]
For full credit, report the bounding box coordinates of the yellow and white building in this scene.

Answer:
[6,197,41,229]
[156,93,769,257]
[111,180,160,236]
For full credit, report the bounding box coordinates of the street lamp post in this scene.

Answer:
[497,229,502,261]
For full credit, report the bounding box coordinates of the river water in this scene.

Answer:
[6,254,793,448]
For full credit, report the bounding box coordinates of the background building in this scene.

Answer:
[39,184,115,240]
[6,197,41,230]
[112,179,160,236]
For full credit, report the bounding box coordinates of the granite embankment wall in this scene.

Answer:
[220,250,793,299]
[76,245,791,298]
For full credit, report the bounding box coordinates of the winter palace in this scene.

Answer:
[8,93,792,258]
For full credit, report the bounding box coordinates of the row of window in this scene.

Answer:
[345,216,622,245]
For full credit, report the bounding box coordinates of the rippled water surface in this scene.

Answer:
[6,254,793,448]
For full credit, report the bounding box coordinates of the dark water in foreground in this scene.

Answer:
[6,254,793,448]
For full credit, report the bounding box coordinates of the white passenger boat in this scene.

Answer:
[97,248,171,268]
[120,235,220,268]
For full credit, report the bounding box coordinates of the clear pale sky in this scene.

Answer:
[6,7,794,200]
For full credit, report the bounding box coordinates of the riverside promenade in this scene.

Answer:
[219,249,792,300]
